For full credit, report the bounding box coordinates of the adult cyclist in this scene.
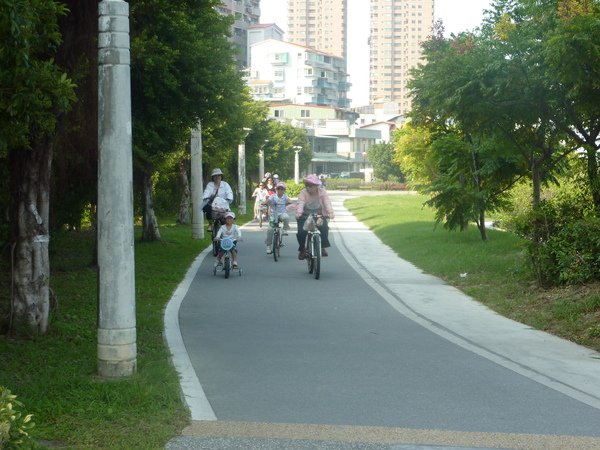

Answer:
[295,174,335,260]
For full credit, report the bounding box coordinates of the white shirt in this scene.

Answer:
[203,181,233,203]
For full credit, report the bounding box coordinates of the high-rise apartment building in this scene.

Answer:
[369,0,434,114]
[216,0,261,67]
[287,0,348,63]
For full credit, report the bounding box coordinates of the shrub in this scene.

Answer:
[0,387,37,449]
[547,218,600,284]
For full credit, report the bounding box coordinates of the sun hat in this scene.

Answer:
[303,174,321,186]
[276,182,286,190]
[224,211,235,219]
[211,168,224,177]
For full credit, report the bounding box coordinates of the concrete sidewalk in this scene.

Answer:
[328,193,600,411]
[164,191,600,450]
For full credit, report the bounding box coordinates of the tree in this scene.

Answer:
[129,0,251,241]
[367,143,404,181]
[1,0,76,334]
[542,0,600,212]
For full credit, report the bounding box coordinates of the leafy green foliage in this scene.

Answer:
[367,143,404,182]
[0,0,76,152]
[0,387,37,449]
[548,218,600,284]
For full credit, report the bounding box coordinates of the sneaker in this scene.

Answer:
[232,262,239,268]
[322,248,328,257]
[266,245,272,254]
[213,260,221,267]
[298,250,306,260]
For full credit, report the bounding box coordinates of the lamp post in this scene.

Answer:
[238,127,251,214]
[293,146,302,184]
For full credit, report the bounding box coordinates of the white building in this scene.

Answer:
[247,37,351,108]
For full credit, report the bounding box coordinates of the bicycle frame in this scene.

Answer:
[272,217,284,261]
[304,213,322,279]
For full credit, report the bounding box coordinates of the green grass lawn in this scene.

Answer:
[0,215,249,449]
[1,196,599,448]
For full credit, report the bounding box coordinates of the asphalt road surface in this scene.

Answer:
[165,192,600,450]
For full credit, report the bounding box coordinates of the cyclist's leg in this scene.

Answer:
[319,218,331,248]
[296,216,307,259]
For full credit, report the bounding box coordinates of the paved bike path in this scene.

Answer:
[165,192,600,449]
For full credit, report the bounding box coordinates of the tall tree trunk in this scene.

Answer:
[9,140,52,335]
[477,209,488,241]
[141,172,160,242]
[585,146,600,215]
[177,159,190,225]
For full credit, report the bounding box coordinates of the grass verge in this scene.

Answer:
[0,213,250,449]
[345,194,600,353]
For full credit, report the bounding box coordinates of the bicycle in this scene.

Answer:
[258,205,268,228]
[303,213,323,279]
[213,237,241,278]
[270,216,286,261]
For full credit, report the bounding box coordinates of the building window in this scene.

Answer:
[273,110,284,118]
[301,109,311,118]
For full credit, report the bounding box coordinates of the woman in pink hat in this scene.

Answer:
[295,174,335,260]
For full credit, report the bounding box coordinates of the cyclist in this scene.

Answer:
[202,168,233,231]
[295,174,335,260]
[264,175,276,196]
[214,211,241,268]
[264,182,292,254]
[251,181,269,220]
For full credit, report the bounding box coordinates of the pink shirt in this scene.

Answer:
[296,188,334,219]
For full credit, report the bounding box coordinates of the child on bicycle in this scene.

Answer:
[264,182,292,254]
[251,181,269,220]
[214,211,242,268]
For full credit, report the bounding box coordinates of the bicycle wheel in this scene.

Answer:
[273,230,280,261]
[306,235,314,274]
[313,234,321,280]
[224,256,231,278]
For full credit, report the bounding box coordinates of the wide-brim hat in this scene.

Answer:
[211,168,224,177]
[303,174,321,186]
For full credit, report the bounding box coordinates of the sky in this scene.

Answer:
[259,0,493,106]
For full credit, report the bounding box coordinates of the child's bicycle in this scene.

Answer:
[258,205,268,228]
[304,213,323,280]
[270,216,286,261]
[213,237,241,278]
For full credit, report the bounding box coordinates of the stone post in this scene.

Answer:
[191,122,204,239]
[294,146,302,184]
[97,0,136,377]
[237,128,251,214]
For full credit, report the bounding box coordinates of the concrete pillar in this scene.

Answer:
[237,128,250,215]
[191,122,204,239]
[294,146,302,184]
[259,150,264,181]
[238,142,246,215]
[97,0,136,377]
